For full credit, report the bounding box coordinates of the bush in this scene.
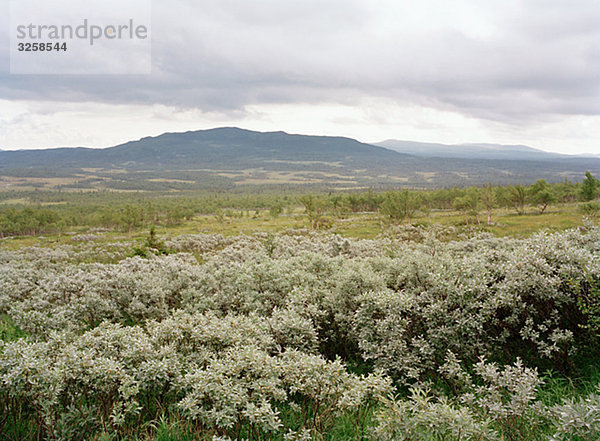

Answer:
[2,226,600,439]
[549,387,600,440]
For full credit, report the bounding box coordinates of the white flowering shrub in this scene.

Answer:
[3,254,203,337]
[267,307,319,353]
[178,345,287,435]
[0,323,164,439]
[269,231,392,259]
[372,388,499,441]
[71,233,101,242]
[549,386,600,441]
[354,229,600,381]
[280,350,392,433]
[0,311,389,440]
[179,346,391,438]
[146,311,276,366]
[1,225,600,440]
[459,358,547,439]
[162,233,235,255]
[374,356,547,441]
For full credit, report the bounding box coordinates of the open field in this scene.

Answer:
[0,201,589,250]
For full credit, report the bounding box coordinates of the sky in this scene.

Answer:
[1,0,599,154]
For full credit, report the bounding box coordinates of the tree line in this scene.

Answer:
[1,172,599,237]
[300,172,600,226]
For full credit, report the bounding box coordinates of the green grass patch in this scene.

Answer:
[0,314,27,341]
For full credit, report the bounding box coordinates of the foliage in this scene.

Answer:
[481,183,497,224]
[569,275,600,341]
[529,179,557,214]
[374,356,548,441]
[1,224,600,439]
[0,174,593,238]
[299,194,329,230]
[508,184,528,215]
[452,188,481,225]
[580,171,600,202]
[372,387,498,441]
[380,190,421,223]
[549,386,600,441]
[578,201,600,219]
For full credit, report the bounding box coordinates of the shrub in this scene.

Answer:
[372,388,498,441]
[549,386,600,441]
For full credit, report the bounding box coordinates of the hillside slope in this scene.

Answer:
[1,128,598,190]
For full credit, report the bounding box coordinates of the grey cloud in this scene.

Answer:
[1,0,599,123]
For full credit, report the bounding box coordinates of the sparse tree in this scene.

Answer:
[556,178,577,203]
[480,183,496,224]
[508,184,527,215]
[579,201,600,219]
[580,171,600,201]
[299,194,328,229]
[330,194,346,216]
[453,188,480,225]
[380,190,421,223]
[269,203,283,219]
[529,179,556,214]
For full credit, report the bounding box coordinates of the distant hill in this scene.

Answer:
[375,140,569,161]
[1,128,410,171]
[1,127,599,191]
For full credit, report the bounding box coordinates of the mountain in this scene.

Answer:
[1,127,599,190]
[1,127,410,171]
[375,140,567,161]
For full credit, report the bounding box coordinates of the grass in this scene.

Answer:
[152,417,197,441]
[80,408,379,441]
[0,315,27,341]
[0,203,590,251]
[539,355,600,406]
[169,203,586,241]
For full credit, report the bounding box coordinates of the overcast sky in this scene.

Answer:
[1,0,599,154]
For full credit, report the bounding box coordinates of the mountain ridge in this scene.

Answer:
[1,127,599,190]
[374,139,572,160]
